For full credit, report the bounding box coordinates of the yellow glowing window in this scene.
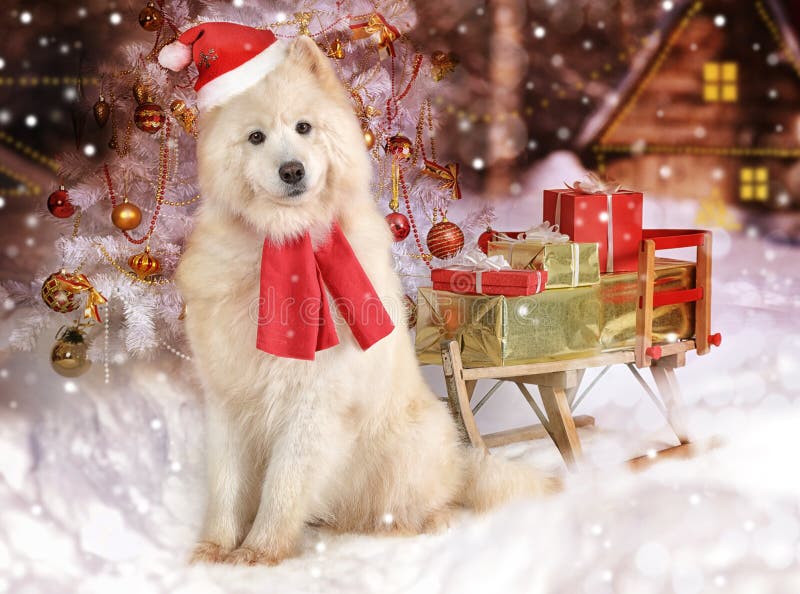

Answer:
[740,167,769,201]
[703,62,738,102]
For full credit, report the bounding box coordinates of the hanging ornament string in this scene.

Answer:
[104,118,172,245]
[398,167,432,269]
[385,52,423,128]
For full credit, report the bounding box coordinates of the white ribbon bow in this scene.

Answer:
[443,249,511,293]
[565,172,622,195]
[494,222,570,244]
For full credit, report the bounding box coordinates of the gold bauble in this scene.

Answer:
[93,96,110,127]
[363,127,376,150]
[51,326,91,378]
[133,79,151,105]
[138,1,163,32]
[128,247,161,279]
[111,200,142,231]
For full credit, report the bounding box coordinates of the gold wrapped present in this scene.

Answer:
[488,240,600,288]
[415,286,601,367]
[601,259,695,350]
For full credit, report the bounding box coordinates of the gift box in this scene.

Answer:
[431,267,547,296]
[600,259,696,350]
[415,286,601,367]
[543,187,643,273]
[488,240,600,288]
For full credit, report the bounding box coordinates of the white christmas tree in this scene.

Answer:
[4,0,492,373]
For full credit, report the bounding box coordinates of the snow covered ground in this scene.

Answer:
[2,187,800,593]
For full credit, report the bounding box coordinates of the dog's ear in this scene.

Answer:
[287,35,336,81]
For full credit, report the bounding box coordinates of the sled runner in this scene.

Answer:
[438,230,721,470]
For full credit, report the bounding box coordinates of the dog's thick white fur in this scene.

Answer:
[178,36,555,566]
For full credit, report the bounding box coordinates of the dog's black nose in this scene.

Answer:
[279,161,305,185]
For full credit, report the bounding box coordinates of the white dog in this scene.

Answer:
[176,35,554,566]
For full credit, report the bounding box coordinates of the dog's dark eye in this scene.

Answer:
[248,131,265,145]
[296,121,312,135]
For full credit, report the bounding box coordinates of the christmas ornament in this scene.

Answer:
[103,120,171,245]
[422,159,462,200]
[385,134,413,159]
[93,96,110,127]
[111,199,142,230]
[385,211,410,242]
[477,227,495,254]
[326,38,345,60]
[427,219,464,260]
[170,99,198,137]
[363,127,376,150]
[430,51,459,82]
[134,102,165,134]
[132,79,152,105]
[386,134,414,211]
[41,272,80,314]
[51,325,92,378]
[47,185,75,218]
[128,247,161,279]
[138,1,163,32]
[350,13,400,58]
[41,271,107,322]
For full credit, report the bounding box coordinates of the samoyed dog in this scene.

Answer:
[176,35,554,566]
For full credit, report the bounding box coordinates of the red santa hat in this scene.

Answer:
[158,22,288,111]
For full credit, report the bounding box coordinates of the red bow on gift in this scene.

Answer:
[350,13,400,58]
[422,159,461,200]
[56,272,108,323]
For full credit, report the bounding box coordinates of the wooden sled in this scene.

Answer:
[438,229,721,470]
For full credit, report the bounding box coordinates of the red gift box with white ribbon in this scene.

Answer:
[430,249,547,296]
[431,267,547,296]
[543,178,643,273]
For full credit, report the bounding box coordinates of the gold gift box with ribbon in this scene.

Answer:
[415,286,602,367]
[488,240,600,288]
[600,259,696,350]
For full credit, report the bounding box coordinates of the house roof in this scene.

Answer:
[576,0,800,157]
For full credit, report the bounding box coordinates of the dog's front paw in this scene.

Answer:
[189,541,228,564]
[225,545,291,566]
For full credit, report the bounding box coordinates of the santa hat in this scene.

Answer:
[158,22,288,111]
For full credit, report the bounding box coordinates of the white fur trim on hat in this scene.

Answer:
[197,39,289,111]
[158,40,194,72]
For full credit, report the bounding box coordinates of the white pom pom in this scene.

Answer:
[158,41,193,72]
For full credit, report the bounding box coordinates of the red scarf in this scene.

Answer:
[256,222,395,360]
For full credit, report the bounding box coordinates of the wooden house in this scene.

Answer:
[577,0,800,211]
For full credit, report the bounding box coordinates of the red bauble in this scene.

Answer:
[427,220,464,260]
[477,227,495,254]
[47,186,75,218]
[134,102,165,134]
[386,212,410,242]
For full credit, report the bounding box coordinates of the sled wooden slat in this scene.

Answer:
[460,340,696,380]
[482,415,595,449]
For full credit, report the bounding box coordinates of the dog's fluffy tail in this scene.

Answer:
[458,447,561,511]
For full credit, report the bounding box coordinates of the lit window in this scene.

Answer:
[740,167,768,201]
[703,62,737,102]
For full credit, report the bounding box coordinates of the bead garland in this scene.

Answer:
[104,118,172,245]
[398,167,432,268]
[161,340,192,361]
[104,300,111,384]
